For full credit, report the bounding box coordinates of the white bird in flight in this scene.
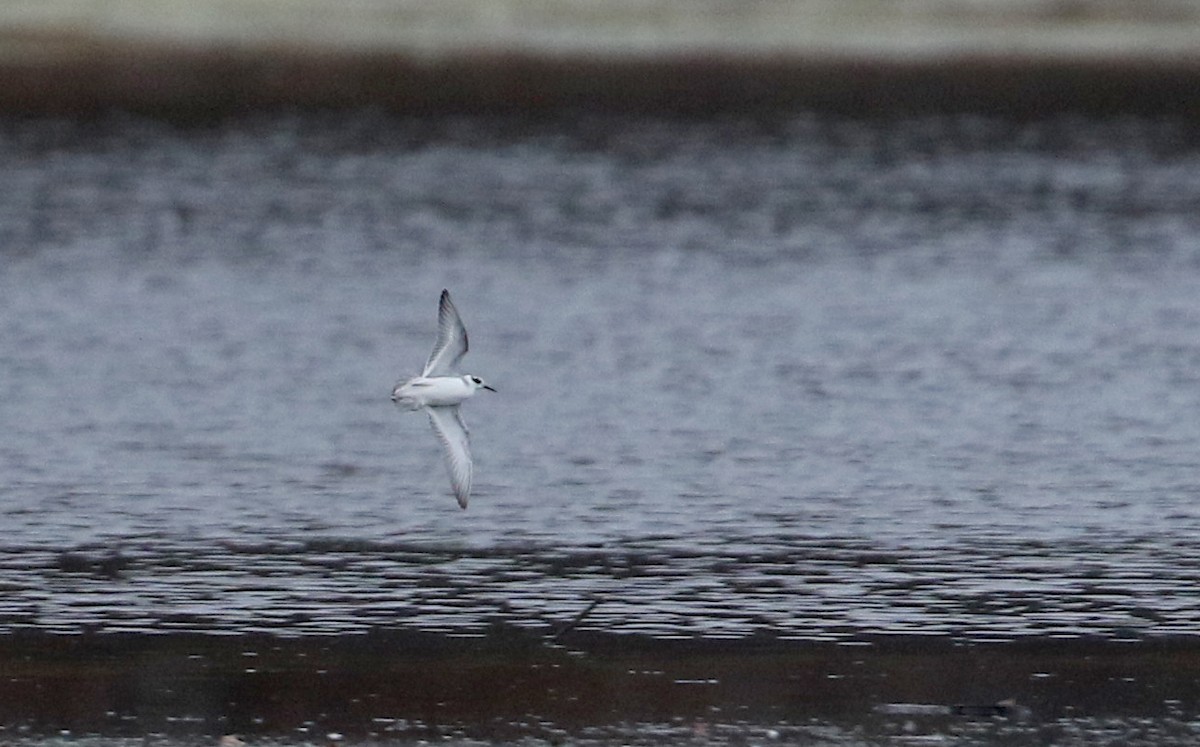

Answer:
[391,289,495,509]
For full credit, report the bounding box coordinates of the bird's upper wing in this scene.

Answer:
[425,405,472,509]
[422,289,469,377]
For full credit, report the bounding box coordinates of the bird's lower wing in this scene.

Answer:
[425,405,472,509]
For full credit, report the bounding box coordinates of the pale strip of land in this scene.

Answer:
[5,0,1200,60]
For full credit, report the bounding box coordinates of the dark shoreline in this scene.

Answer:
[7,48,1200,117]
[3,629,1199,738]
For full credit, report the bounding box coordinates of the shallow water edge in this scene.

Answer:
[3,630,1200,741]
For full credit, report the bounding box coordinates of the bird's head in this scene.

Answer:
[466,375,496,393]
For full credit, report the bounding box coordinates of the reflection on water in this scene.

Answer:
[2,111,1200,741]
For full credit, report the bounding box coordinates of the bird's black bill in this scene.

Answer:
[483,385,497,392]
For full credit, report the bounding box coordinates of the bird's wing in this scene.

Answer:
[425,405,472,509]
[422,289,469,377]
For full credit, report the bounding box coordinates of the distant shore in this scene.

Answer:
[4,0,1200,114]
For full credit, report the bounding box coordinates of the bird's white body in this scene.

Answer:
[392,375,487,409]
[391,290,494,509]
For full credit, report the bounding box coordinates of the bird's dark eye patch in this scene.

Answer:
[472,377,482,384]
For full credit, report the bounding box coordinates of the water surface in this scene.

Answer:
[2,111,1200,740]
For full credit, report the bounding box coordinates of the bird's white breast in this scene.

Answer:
[392,376,473,408]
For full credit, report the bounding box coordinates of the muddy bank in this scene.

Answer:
[4,0,1200,114]
[9,50,1200,116]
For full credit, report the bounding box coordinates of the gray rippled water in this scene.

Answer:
[2,113,1200,643]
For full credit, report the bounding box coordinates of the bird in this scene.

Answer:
[391,289,495,509]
